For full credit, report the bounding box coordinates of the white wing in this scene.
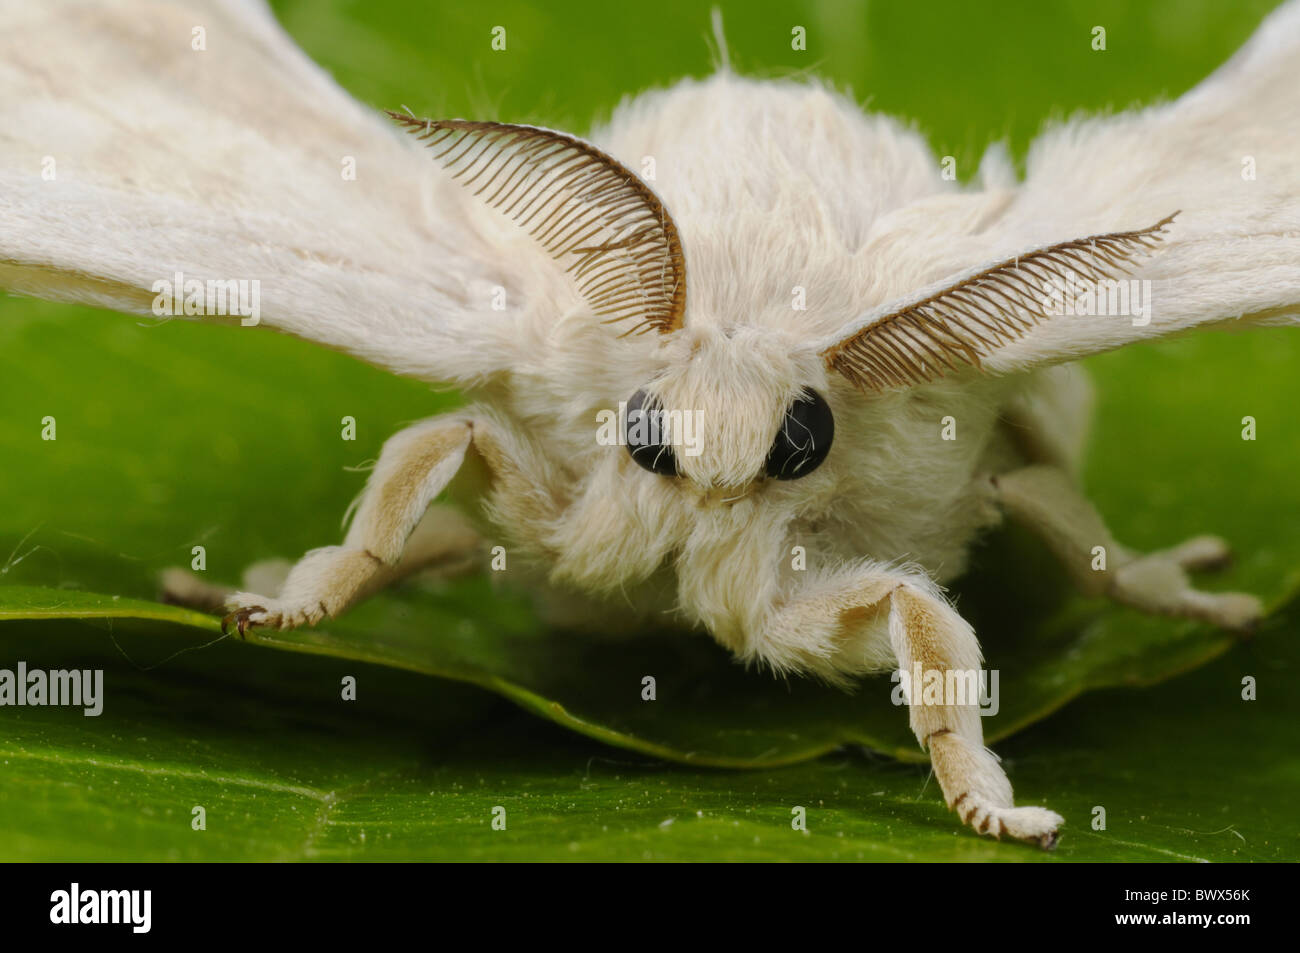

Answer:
[0,0,541,384]
[822,0,1300,390]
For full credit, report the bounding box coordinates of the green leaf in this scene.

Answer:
[1,612,1294,861]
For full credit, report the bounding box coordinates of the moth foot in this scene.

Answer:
[1198,591,1264,632]
[221,605,267,638]
[1110,554,1263,632]
[997,806,1064,850]
[953,793,1063,850]
[221,591,328,636]
[1162,534,1233,572]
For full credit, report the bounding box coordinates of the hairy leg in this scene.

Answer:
[215,413,479,634]
[993,464,1261,629]
[751,560,1062,848]
[160,504,482,615]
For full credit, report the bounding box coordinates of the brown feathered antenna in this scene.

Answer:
[388,113,686,335]
[824,213,1178,392]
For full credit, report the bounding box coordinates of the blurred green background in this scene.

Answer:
[1,0,1296,861]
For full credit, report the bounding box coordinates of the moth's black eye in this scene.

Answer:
[624,388,679,477]
[766,389,834,480]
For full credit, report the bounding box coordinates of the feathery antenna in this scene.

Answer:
[389,113,687,335]
[824,213,1179,392]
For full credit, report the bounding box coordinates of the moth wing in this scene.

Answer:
[0,0,531,384]
[823,1,1300,390]
[980,0,1300,374]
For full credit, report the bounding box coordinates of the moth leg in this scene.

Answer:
[159,567,235,615]
[220,415,476,634]
[992,464,1262,629]
[160,505,481,614]
[755,563,1063,848]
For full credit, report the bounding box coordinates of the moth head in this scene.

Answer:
[621,326,835,499]
[390,113,832,497]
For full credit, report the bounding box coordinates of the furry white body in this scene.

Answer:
[460,76,1049,629]
[4,0,1299,847]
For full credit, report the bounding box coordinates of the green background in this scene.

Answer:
[1,0,1296,861]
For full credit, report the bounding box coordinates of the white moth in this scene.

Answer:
[2,0,1299,848]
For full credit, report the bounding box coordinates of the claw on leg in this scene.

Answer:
[928,731,1063,849]
[220,605,267,638]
